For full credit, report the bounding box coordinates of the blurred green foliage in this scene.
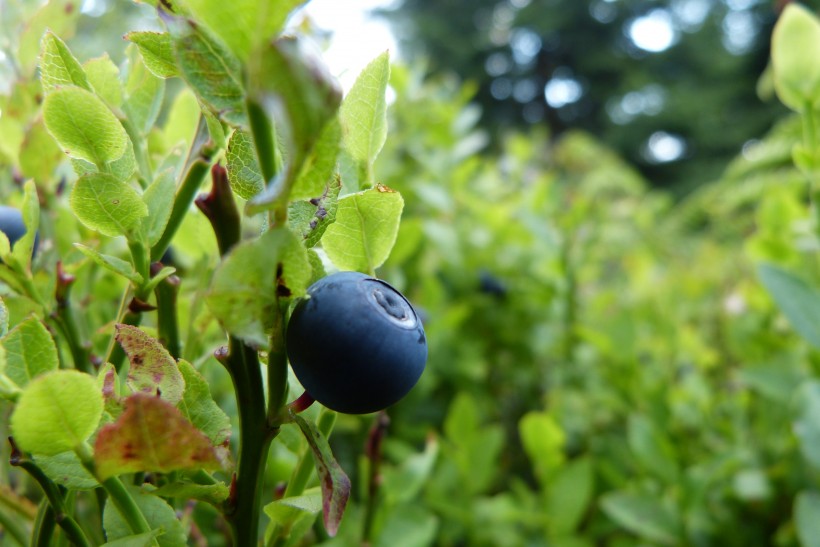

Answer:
[377,0,795,193]
[2,1,820,546]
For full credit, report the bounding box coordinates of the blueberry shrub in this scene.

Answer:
[0,0,418,544]
[3,1,820,546]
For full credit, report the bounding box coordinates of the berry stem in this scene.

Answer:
[287,391,316,414]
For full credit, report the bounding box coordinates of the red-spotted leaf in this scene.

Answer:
[97,363,124,418]
[291,412,350,536]
[115,324,185,405]
[94,394,222,480]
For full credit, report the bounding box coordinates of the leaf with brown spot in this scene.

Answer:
[94,394,222,480]
[291,412,350,537]
[97,363,124,418]
[116,324,185,405]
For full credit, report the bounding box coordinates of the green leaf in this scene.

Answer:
[226,129,264,200]
[374,504,437,547]
[125,31,178,78]
[141,169,176,246]
[18,0,81,75]
[599,491,681,546]
[443,393,505,494]
[0,316,59,389]
[39,30,91,94]
[176,360,231,447]
[291,413,350,536]
[758,263,820,349]
[74,244,144,285]
[321,186,404,273]
[123,45,165,135]
[94,394,222,480]
[772,4,820,111]
[142,267,178,295]
[168,15,246,126]
[116,324,185,405]
[103,484,186,547]
[291,117,342,201]
[794,381,820,469]
[35,450,99,490]
[288,174,341,248]
[627,414,679,483]
[84,54,124,108]
[206,228,310,347]
[382,437,439,505]
[10,370,103,455]
[519,411,565,483]
[796,491,820,547]
[71,139,139,184]
[19,118,66,184]
[249,37,341,161]
[43,86,128,166]
[182,0,306,61]
[0,233,9,262]
[264,488,321,547]
[340,51,389,181]
[70,173,148,238]
[101,530,163,547]
[10,180,40,271]
[0,299,7,337]
[546,457,593,535]
[163,88,201,149]
[151,481,229,506]
[203,108,227,150]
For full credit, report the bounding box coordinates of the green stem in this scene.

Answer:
[199,163,276,546]
[75,443,154,540]
[154,268,181,359]
[53,262,91,373]
[247,98,278,184]
[128,240,151,300]
[28,478,89,547]
[150,128,212,263]
[122,118,152,186]
[560,235,577,365]
[0,485,37,521]
[220,340,276,547]
[0,504,29,546]
[800,104,820,235]
[362,412,389,544]
[267,304,289,426]
[189,469,218,486]
[9,440,91,547]
[31,500,55,547]
[102,476,153,537]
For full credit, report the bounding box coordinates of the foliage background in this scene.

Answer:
[1,0,820,546]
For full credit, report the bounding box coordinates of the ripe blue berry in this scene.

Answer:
[0,205,37,258]
[286,271,427,414]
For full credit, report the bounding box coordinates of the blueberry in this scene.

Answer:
[478,270,507,299]
[286,271,427,414]
[0,205,37,258]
